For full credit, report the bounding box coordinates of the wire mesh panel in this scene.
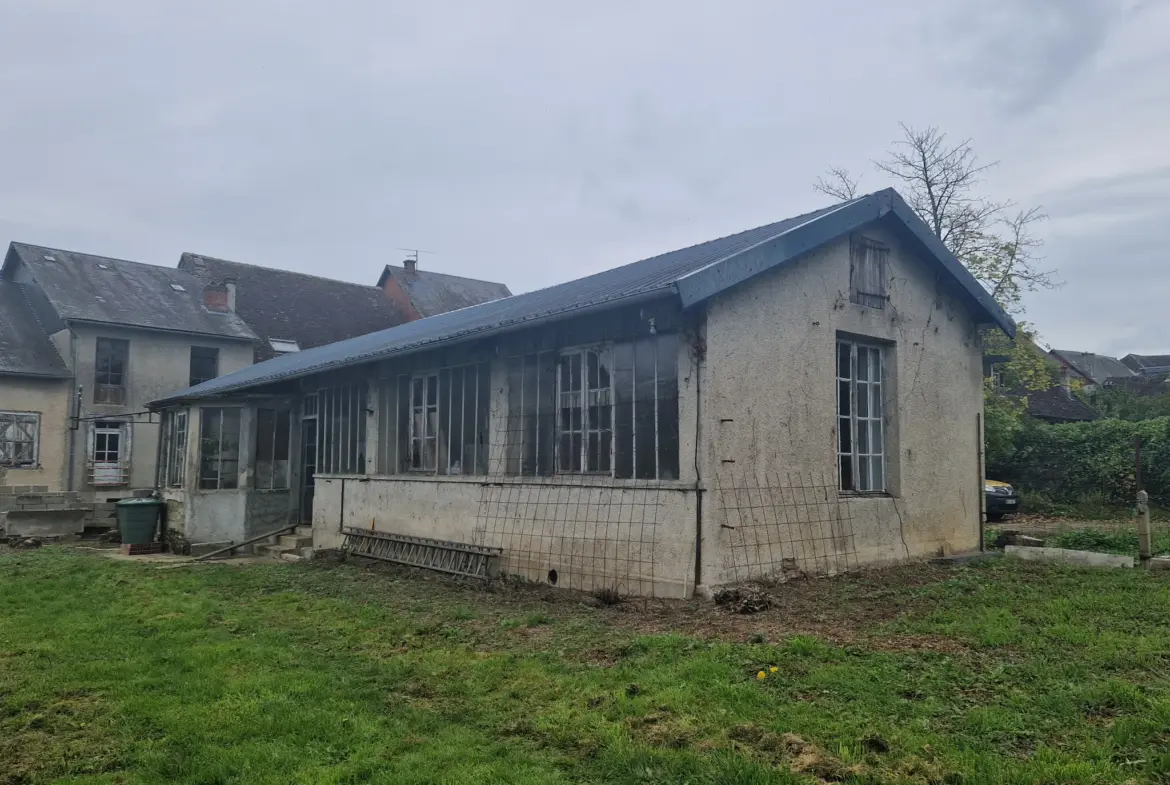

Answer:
[716,469,858,583]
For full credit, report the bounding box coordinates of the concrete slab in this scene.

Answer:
[1005,545,1134,569]
[3,509,90,537]
[1148,557,1170,571]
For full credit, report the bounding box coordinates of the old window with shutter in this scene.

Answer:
[850,236,889,308]
[0,411,39,467]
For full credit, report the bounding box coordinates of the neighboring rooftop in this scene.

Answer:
[1020,386,1099,423]
[0,280,69,378]
[2,242,255,341]
[179,253,416,362]
[377,260,512,318]
[1049,349,1135,383]
[1121,354,1170,376]
[153,188,1016,406]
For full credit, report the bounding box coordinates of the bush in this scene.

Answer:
[991,416,1170,507]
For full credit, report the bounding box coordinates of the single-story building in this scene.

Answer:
[150,188,1014,597]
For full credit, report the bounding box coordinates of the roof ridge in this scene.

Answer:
[183,252,385,291]
[11,241,175,274]
[382,263,509,288]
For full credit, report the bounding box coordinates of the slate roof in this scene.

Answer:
[152,188,1016,406]
[179,253,415,362]
[1122,354,1170,375]
[1021,386,1099,422]
[2,243,255,341]
[1049,350,1135,383]
[0,280,69,378]
[378,263,512,317]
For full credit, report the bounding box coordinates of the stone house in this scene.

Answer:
[151,189,1014,595]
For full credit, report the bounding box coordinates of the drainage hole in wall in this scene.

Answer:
[547,569,558,585]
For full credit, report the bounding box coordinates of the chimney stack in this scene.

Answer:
[404,257,418,277]
[203,283,229,312]
[224,277,237,312]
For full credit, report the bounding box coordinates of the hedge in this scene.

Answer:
[992,417,1170,506]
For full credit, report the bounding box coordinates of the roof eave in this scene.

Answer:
[62,317,257,343]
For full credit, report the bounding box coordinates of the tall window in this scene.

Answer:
[0,411,39,467]
[378,363,490,476]
[94,338,129,404]
[89,420,129,486]
[199,407,241,489]
[558,348,613,473]
[161,410,188,487]
[837,339,886,492]
[255,407,292,489]
[505,334,679,480]
[850,236,889,309]
[189,347,219,386]
[317,384,367,475]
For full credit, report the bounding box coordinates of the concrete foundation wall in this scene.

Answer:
[245,490,293,538]
[700,223,985,586]
[0,376,72,491]
[314,475,698,598]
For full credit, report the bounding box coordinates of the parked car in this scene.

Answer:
[985,480,1021,522]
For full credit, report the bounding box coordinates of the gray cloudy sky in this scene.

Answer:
[1,0,1166,355]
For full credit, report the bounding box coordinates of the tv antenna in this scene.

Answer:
[395,247,436,262]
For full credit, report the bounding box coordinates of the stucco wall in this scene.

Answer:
[314,474,697,598]
[0,376,72,491]
[700,224,984,586]
[245,490,293,538]
[67,324,253,493]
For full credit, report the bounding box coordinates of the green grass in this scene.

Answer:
[3,550,1170,784]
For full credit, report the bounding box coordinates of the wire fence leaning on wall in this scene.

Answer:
[466,335,691,598]
[715,468,859,584]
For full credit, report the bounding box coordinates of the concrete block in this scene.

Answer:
[1148,557,1170,571]
[3,508,90,537]
[1005,545,1134,569]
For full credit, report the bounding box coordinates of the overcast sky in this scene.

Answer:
[1,0,1166,355]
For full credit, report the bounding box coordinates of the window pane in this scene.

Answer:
[613,344,634,478]
[256,409,275,462]
[655,335,679,480]
[634,339,657,479]
[836,342,851,379]
[857,382,869,417]
[871,420,883,455]
[839,455,853,491]
[838,380,851,416]
[857,417,869,453]
[871,380,882,417]
[858,454,870,490]
[871,456,884,491]
[857,348,869,382]
[838,416,851,453]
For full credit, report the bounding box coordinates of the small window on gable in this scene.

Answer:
[850,236,889,309]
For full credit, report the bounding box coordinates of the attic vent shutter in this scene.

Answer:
[849,237,888,309]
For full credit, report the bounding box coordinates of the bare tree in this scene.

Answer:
[814,123,1059,313]
[812,166,859,201]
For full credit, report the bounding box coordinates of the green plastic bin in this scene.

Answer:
[116,498,164,545]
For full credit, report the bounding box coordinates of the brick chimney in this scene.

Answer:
[223,277,237,312]
[403,257,418,277]
[203,283,229,312]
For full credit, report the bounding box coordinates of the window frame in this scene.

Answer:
[94,337,129,404]
[254,406,292,490]
[0,410,40,468]
[557,345,614,475]
[188,346,220,386]
[163,409,188,488]
[408,372,440,473]
[849,236,890,309]
[198,407,242,490]
[836,339,887,494]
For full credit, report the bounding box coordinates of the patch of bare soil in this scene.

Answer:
[324,554,962,653]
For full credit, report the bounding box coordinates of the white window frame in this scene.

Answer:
[557,345,614,474]
[0,410,40,468]
[254,406,292,490]
[836,339,886,493]
[409,372,440,472]
[94,337,129,404]
[165,410,188,488]
[88,420,131,487]
[198,407,242,490]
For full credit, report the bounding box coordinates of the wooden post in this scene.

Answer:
[1137,490,1152,565]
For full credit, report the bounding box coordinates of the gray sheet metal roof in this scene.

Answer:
[0,280,69,378]
[1122,354,1170,375]
[378,264,512,317]
[153,189,1015,406]
[4,243,256,341]
[179,253,414,361]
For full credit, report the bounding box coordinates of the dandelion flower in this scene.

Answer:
[756,671,766,680]
[769,666,779,673]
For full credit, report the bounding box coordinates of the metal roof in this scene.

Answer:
[152,189,1015,406]
[3,243,256,341]
[1049,349,1135,383]
[0,280,70,378]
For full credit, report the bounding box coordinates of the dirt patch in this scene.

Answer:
[728,724,861,781]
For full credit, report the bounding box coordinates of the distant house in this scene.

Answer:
[151,188,1014,594]
[1121,354,1170,377]
[1050,349,1135,389]
[1,243,257,497]
[1020,386,1098,424]
[377,257,512,318]
[179,253,421,362]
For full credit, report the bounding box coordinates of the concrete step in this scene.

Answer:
[278,533,313,549]
[295,525,312,538]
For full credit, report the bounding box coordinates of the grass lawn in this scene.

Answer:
[3,549,1170,784]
